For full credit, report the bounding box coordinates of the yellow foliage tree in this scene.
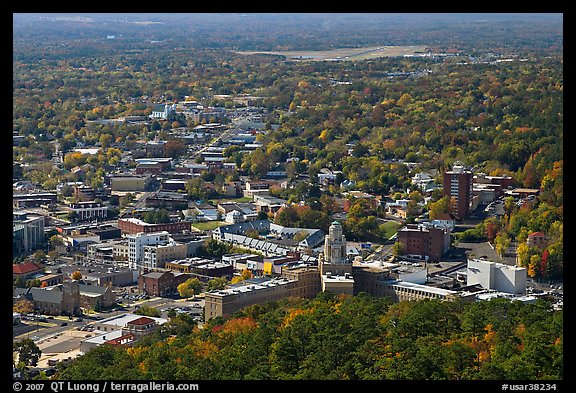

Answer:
[527,254,540,278]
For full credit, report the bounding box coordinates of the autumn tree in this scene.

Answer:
[428,195,450,220]
[177,278,203,299]
[230,268,253,284]
[13,299,34,315]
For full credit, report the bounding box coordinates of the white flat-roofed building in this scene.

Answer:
[466,258,526,294]
[93,312,167,333]
[321,272,354,295]
[474,291,538,303]
[127,231,171,270]
[392,264,428,284]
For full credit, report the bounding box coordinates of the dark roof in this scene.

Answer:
[14,287,63,304]
[79,284,109,295]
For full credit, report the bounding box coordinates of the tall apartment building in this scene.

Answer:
[127,231,171,271]
[443,164,473,220]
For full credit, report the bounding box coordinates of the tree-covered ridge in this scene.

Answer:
[54,293,562,380]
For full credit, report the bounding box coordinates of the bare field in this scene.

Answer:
[236,45,429,61]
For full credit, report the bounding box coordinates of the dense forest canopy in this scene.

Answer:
[54,293,563,380]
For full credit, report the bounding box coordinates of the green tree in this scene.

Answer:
[134,305,161,318]
[207,276,228,291]
[14,338,41,367]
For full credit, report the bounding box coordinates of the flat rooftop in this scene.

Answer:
[386,279,457,296]
[208,277,295,297]
[97,313,167,327]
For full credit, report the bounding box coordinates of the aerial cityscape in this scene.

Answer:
[13,13,562,384]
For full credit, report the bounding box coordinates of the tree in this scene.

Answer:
[49,235,64,249]
[13,299,34,314]
[428,195,450,220]
[134,305,161,318]
[231,268,253,284]
[71,271,82,280]
[14,338,41,367]
[177,278,203,299]
[32,250,46,263]
[392,241,404,257]
[207,276,228,292]
[163,140,186,158]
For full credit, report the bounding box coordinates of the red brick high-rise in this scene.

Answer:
[443,164,473,220]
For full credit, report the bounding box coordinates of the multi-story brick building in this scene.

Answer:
[443,164,473,220]
[396,224,451,262]
[137,270,189,297]
[204,277,298,320]
[118,217,191,235]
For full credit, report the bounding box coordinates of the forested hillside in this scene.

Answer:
[54,293,563,380]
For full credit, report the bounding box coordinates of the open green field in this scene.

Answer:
[380,220,402,239]
[236,45,429,61]
[191,221,228,231]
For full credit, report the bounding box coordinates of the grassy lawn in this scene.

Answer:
[191,221,228,231]
[380,220,401,239]
[212,196,253,203]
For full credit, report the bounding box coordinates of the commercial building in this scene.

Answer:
[13,192,57,208]
[13,211,46,255]
[118,217,191,235]
[466,258,527,294]
[396,224,451,262]
[165,257,234,278]
[204,277,298,320]
[110,175,150,191]
[137,270,189,297]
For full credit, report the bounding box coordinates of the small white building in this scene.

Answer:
[225,210,244,224]
[149,103,177,120]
